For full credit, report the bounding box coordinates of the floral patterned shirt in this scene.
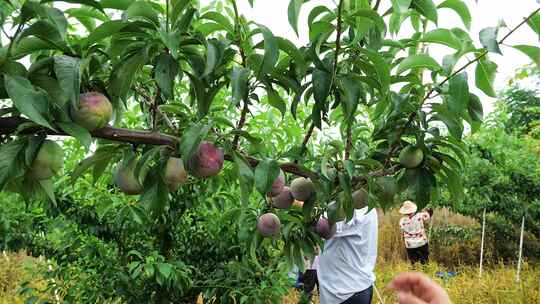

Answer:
[399,211,430,249]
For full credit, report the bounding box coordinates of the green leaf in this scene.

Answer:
[432,104,463,139]
[421,29,462,50]
[171,0,191,25]
[479,27,501,54]
[41,0,104,13]
[338,75,361,121]
[312,68,331,128]
[54,55,80,105]
[65,7,108,22]
[276,37,307,73]
[38,179,57,205]
[259,25,279,75]
[391,0,412,14]
[411,0,438,24]
[108,50,147,105]
[199,12,234,33]
[85,20,129,47]
[467,94,483,122]
[155,53,179,100]
[288,0,303,36]
[42,7,68,40]
[438,0,471,29]
[19,20,68,51]
[230,67,251,105]
[448,72,469,115]
[309,21,334,42]
[475,56,497,97]
[396,54,442,74]
[312,68,331,105]
[350,9,387,35]
[527,11,540,39]
[0,139,26,190]
[179,123,211,167]
[266,85,286,117]
[203,39,225,77]
[254,159,280,196]
[233,151,254,206]
[4,75,54,130]
[58,122,91,150]
[10,37,56,59]
[100,0,132,10]
[126,1,159,26]
[140,172,169,216]
[513,45,540,68]
[359,48,391,96]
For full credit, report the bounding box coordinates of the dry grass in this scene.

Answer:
[285,261,540,304]
[285,208,540,304]
[0,251,49,304]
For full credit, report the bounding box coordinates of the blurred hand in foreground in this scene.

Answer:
[388,272,451,304]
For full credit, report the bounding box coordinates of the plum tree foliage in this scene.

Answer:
[0,0,540,298]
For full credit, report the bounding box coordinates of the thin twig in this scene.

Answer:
[232,101,249,149]
[299,122,315,160]
[373,0,381,11]
[332,0,344,82]
[6,23,23,58]
[135,86,177,131]
[231,0,249,149]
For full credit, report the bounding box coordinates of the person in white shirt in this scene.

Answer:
[398,201,433,265]
[318,206,378,304]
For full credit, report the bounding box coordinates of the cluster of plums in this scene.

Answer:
[26,92,225,194]
[256,173,370,240]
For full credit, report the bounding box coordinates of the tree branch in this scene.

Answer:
[332,0,344,81]
[373,0,381,12]
[230,0,250,149]
[0,116,314,178]
[298,122,315,159]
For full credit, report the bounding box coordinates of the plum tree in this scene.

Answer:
[270,186,294,209]
[290,177,315,201]
[186,141,224,178]
[70,92,113,131]
[257,213,281,237]
[28,140,64,180]
[0,0,538,301]
[315,217,336,240]
[267,169,285,197]
[164,157,188,191]
[399,146,424,169]
[114,158,143,195]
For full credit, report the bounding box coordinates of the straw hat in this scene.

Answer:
[399,200,417,214]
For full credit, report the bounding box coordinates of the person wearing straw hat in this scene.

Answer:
[398,200,433,265]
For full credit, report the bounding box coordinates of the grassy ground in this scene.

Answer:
[285,208,540,304]
[285,260,540,304]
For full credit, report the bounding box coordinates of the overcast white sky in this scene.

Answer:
[232,0,540,113]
